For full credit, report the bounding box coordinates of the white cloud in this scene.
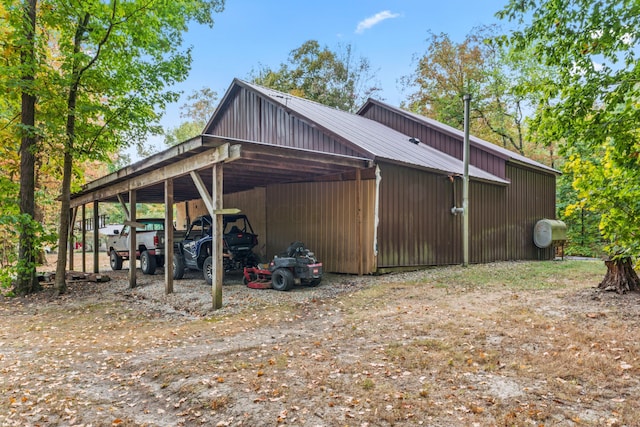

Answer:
[355,10,400,34]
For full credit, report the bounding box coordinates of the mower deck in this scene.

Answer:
[243,266,273,289]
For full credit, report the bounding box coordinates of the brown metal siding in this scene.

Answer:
[504,164,556,260]
[266,178,377,274]
[223,188,268,260]
[360,104,506,179]
[377,163,462,267]
[469,181,508,263]
[210,88,364,157]
[377,162,555,268]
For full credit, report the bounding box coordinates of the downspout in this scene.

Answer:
[449,94,471,266]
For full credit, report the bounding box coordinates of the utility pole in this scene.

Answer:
[462,94,471,267]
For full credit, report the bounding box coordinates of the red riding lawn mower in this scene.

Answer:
[243,242,323,291]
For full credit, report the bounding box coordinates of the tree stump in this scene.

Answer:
[598,257,640,294]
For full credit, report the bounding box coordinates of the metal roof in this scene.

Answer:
[237,80,508,185]
[358,98,559,175]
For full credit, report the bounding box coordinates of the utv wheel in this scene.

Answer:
[140,250,156,275]
[271,268,294,291]
[173,253,185,279]
[203,256,213,285]
[110,250,123,271]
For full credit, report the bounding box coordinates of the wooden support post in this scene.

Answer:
[165,179,174,294]
[81,204,86,273]
[128,190,137,288]
[211,164,223,309]
[68,207,78,271]
[93,202,99,273]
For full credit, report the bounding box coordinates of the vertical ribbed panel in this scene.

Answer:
[224,188,267,260]
[377,163,462,268]
[210,88,364,157]
[504,165,556,260]
[266,179,376,274]
[469,181,507,263]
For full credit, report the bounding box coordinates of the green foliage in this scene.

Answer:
[164,87,218,146]
[556,168,603,257]
[402,27,557,161]
[498,0,640,259]
[250,40,381,113]
[0,212,56,292]
[164,121,203,145]
[2,0,225,293]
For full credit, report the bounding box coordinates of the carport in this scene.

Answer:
[69,134,372,309]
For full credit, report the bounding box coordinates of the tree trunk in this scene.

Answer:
[54,150,73,295]
[54,13,90,295]
[16,0,40,296]
[598,257,640,294]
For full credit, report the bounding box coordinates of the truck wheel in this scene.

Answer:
[140,250,156,275]
[203,256,213,285]
[271,268,294,291]
[110,250,123,271]
[173,253,185,279]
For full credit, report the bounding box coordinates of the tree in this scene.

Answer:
[164,87,218,146]
[250,40,381,113]
[0,0,45,295]
[3,0,224,295]
[402,28,557,162]
[498,0,640,293]
[51,0,224,294]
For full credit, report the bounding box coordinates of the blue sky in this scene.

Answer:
[156,0,512,142]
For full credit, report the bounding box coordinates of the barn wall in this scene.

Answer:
[377,162,554,269]
[265,177,377,274]
[377,162,462,267]
[469,180,508,263]
[224,188,267,260]
[360,103,506,179]
[504,164,556,260]
[209,88,365,157]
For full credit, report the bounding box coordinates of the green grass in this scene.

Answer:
[424,259,604,291]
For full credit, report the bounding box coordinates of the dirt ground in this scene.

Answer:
[1,256,640,426]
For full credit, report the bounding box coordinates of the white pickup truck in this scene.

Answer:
[108,218,171,275]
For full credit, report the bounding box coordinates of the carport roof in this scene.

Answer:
[69,134,373,208]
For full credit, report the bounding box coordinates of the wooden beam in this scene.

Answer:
[68,207,78,271]
[214,208,241,215]
[70,144,238,208]
[128,190,137,289]
[211,164,223,310]
[190,171,214,215]
[78,136,208,192]
[81,204,86,273]
[93,202,99,274]
[165,179,174,294]
[117,194,129,218]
